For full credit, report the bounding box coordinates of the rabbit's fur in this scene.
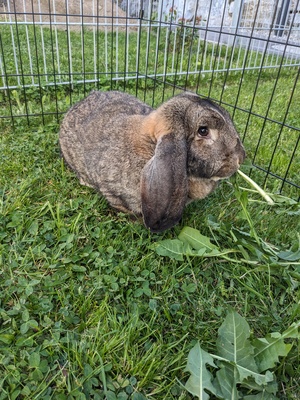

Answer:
[59,91,246,232]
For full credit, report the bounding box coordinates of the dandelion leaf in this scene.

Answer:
[185,342,217,400]
[242,375,278,396]
[253,321,300,372]
[178,227,218,252]
[155,239,185,261]
[216,311,257,370]
[276,248,300,261]
[216,311,273,385]
[214,362,239,400]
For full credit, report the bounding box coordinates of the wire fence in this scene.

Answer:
[1,0,300,89]
[0,0,299,200]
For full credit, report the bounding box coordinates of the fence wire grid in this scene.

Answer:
[0,0,299,200]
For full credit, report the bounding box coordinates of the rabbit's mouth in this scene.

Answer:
[213,165,239,180]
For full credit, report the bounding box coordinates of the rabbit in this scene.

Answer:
[59,90,246,232]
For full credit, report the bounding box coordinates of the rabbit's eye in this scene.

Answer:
[198,126,209,137]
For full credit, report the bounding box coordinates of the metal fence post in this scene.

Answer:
[230,0,243,45]
[274,0,291,36]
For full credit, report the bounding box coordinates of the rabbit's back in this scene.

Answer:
[60,91,152,137]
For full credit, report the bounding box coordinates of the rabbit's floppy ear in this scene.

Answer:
[141,133,188,233]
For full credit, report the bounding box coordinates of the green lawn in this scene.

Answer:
[0,25,300,400]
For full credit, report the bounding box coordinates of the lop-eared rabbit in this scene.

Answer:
[59,91,246,232]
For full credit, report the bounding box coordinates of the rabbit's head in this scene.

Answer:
[141,93,246,232]
[183,95,246,180]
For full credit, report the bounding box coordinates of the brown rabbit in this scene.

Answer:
[59,91,246,232]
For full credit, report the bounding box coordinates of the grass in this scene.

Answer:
[0,23,273,88]
[1,108,300,399]
[0,24,300,399]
